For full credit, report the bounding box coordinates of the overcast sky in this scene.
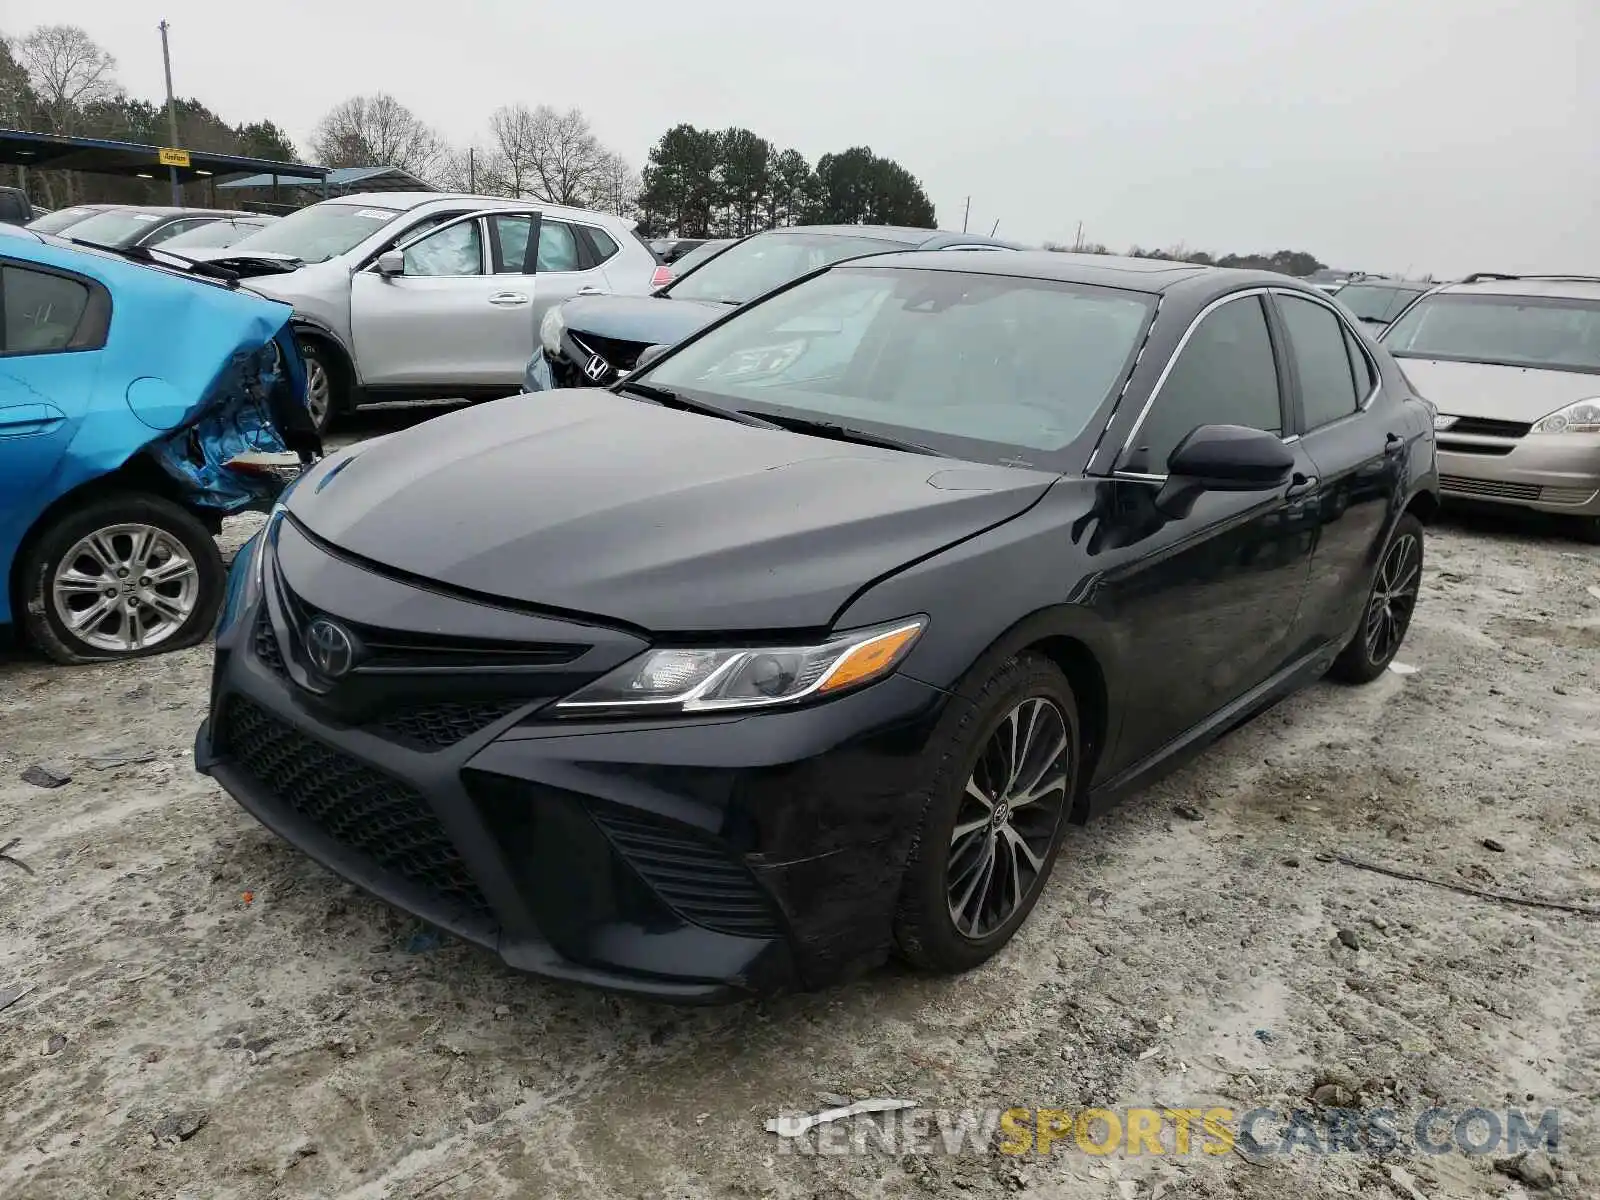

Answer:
[7,0,1594,277]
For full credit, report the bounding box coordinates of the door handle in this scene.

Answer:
[488,291,530,306]
[1284,473,1319,499]
[1384,432,1405,456]
[576,286,606,296]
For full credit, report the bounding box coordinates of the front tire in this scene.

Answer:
[298,337,345,436]
[894,653,1078,974]
[1329,513,1424,683]
[20,493,225,664]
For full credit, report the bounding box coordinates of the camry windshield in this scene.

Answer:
[641,266,1154,459]
[221,202,402,263]
[62,209,168,247]
[1384,294,1600,373]
[665,231,911,305]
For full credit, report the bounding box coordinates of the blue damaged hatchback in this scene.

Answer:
[0,224,319,663]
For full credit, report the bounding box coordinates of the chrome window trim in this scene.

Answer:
[1269,286,1384,415]
[1109,287,1276,480]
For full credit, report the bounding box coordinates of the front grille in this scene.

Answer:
[588,805,781,939]
[373,700,526,752]
[1440,474,1543,501]
[569,331,647,377]
[1442,416,1532,438]
[221,697,493,921]
[1438,438,1514,456]
[253,612,287,678]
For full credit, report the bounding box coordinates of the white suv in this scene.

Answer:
[185,192,657,430]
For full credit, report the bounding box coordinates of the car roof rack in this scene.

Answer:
[1461,272,1600,285]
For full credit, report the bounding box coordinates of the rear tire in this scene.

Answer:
[20,493,225,665]
[893,653,1078,974]
[1329,513,1424,684]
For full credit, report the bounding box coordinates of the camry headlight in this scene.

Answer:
[553,618,926,716]
[1530,398,1600,435]
[540,305,567,355]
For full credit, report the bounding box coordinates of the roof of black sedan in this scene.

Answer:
[846,248,1306,296]
[788,225,1017,249]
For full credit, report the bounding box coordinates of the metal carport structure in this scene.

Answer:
[0,128,329,205]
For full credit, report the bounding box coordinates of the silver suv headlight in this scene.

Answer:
[552,618,926,717]
[1530,399,1600,435]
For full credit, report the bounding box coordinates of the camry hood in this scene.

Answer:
[1396,357,1600,424]
[561,294,726,346]
[288,390,1056,631]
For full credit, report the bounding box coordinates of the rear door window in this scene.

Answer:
[1278,294,1359,429]
[1,265,93,354]
[537,221,581,272]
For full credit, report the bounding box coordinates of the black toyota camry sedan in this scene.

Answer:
[197,251,1439,1001]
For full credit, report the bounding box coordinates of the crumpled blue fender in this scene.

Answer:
[146,324,306,510]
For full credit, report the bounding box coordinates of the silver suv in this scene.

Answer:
[187,192,657,430]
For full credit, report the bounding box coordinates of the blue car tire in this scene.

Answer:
[20,492,225,664]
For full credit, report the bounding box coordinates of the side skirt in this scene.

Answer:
[1081,641,1340,822]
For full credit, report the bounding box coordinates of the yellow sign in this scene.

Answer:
[157,147,190,168]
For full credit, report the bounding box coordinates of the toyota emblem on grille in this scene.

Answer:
[583,353,611,382]
[304,617,357,678]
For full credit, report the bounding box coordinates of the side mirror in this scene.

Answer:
[375,250,405,277]
[1155,424,1294,517]
[632,343,672,373]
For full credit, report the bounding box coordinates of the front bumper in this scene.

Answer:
[197,550,956,1001]
[1436,432,1600,516]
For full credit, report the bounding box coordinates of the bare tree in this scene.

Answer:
[487,104,539,197]
[524,106,607,206]
[18,25,118,133]
[587,151,640,218]
[311,93,447,178]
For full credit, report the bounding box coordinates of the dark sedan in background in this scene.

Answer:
[1331,277,1434,330]
[199,251,1437,1001]
[527,224,1017,391]
[29,205,244,250]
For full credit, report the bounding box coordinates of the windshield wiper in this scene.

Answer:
[615,380,778,428]
[739,410,943,456]
[67,239,241,286]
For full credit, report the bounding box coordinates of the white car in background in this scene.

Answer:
[183,192,657,430]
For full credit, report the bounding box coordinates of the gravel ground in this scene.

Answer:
[2,416,1597,1199]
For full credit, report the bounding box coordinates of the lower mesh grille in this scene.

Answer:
[373,701,526,751]
[253,612,287,678]
[588,805,781,939]
[221,697,493,921]
[1440,475,1543,501]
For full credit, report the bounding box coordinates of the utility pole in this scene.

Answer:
[1074,221,1084,252]
[468,147,476,193]
[989,218,999,237]
[962,196,970,233]
[158,21,182,205]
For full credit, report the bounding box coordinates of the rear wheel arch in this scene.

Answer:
[8,455,203,628]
